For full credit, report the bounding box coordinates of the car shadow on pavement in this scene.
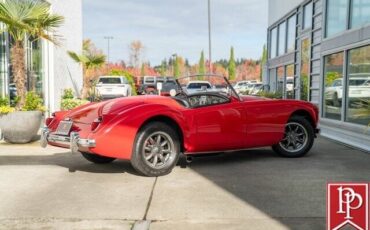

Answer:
[0,152,141,175]
[183,138,370,230]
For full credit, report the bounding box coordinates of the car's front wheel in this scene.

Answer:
[131,122,180,177]
[81,152,116,164]
[272,116,314,158]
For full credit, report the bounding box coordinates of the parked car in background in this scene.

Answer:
[325,76,370,107]
[41,74,319,177]
[160,78,178,96]
[185,81,213,94]
[138,76,173,95]
[250,83,264,95]
[95,76,132,99]
[234,80,257,92]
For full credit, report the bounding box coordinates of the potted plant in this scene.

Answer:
[0,0,63,143]
[0,92,45,143]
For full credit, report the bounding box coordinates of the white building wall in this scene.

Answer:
[47,0,83,112]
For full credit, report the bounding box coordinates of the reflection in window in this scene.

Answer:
[323,52,344,121]
[303,2,313,29]
[270,27,277,58]
[278,22,286,56]
[326,0,348,37]
[277,66,284,98]
[286,64,294,99]
[347,46,370,126]
[300,38,310,101]
[351,0,370,29]
[287,15,296,53]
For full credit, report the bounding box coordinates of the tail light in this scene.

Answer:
[45,113,56,126]
[91,116,103,131]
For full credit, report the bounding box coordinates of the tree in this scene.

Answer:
[260,44,267,81]
[228,47,236,81]
[173,56,180,78]
[68,40,106,99]
[129,40,144,69]
[0,0,64,108]
[198,51,205,80]
[160,60,166,76]
[141,63,146,77]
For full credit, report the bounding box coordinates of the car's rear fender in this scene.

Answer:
[87,104,189,160]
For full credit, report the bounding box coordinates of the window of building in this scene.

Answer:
[276,66,284,98]
[287,15,296,53]
[303,2,313,29]
[269,68,276,91]
[270,27,277,58]
[0,30,6,97]
[286,64,295,99]
[323,52,344,121]
[326,0,348,37]
[300,38,311,101]
[346,45,370,126]
[278,22,286,56]
[26,38,43,99]
[351,0,370,29]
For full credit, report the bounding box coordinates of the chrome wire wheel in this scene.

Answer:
[142,131,176,169]
[279,122,308,153]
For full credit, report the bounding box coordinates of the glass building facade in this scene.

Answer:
[266,0,370,151]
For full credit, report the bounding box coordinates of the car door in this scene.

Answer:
[192,97,246,152]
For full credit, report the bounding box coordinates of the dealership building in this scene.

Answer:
[265,0,370,151]
[0,0,83,113]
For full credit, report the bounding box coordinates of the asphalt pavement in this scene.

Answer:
[0,136,369,230]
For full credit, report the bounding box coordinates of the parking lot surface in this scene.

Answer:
[0,137,369,230]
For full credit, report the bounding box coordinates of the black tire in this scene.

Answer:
[81,152,116,164]
[272,116,315,158]
[131,122,180,177]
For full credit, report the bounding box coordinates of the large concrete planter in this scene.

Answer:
[0,111,43,144]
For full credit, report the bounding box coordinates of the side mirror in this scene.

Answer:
[169,89,177,97]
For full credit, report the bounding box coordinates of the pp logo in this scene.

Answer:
[327,183,369,230]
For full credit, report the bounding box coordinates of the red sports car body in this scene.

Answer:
[41,75,319,176]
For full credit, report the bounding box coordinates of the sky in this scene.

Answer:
[83,0,268,66]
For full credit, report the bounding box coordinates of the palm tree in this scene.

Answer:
[68,40,106,99]
[0,0,64,108]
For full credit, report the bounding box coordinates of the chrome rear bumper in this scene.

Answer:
[40,128,96,154]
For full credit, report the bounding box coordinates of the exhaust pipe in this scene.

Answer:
[186,156,193,163]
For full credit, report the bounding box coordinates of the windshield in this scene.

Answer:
[187,82,212,89]
[175,74,240,100]
[99,77,127,84]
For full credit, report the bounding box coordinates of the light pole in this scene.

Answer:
[104,36,114,64]
[208,0,212,73]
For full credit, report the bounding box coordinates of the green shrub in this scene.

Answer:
[22,91,46,112]
[0,97,9,107]
[62,88,74,99]
[109,69,137,96]
[61,99,89,111]
[0,106,15,115]
[256,91,283,99]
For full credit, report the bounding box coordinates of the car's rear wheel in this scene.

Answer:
[81,152,116,164]
[131,122,180,177]
[272,116,314,158]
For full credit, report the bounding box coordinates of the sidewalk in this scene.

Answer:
[0,137,369,230]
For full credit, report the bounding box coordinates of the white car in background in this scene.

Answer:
[95,76,132,99]
[234,80,257,93]
[325,76,370,106]
[185,81,213,94]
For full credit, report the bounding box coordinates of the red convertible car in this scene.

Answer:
[41,75,319,177]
